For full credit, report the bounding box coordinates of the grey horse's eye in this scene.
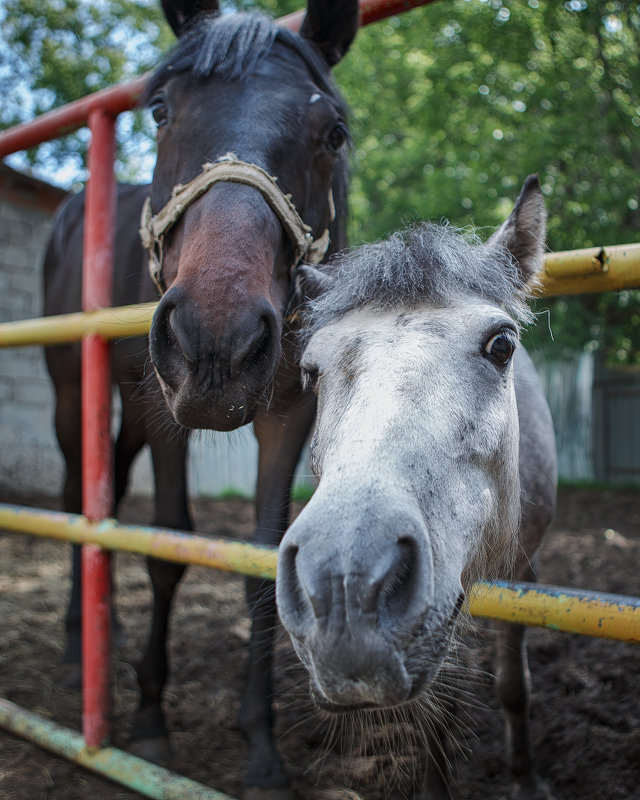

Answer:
[302,366,320,392]
[484,330,517,366]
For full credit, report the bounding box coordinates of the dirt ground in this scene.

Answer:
[0,486,639,800]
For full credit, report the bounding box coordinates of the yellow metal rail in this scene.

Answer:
[0,302,156,347]
[0,698,232,800]
[0,243,637,349]
[469,581,640,644]
[2,503,640,643]
[539,242,640,296]
[0,504,277,581]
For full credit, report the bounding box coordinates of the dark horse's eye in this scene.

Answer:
[484,330,517,367]
[327,123,348,154]
[150,98,169,128]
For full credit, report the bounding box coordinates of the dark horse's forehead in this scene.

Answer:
[142,11,347,117]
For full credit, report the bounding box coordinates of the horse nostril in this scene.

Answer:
[168,306,198,367]
[377,537,421,625]
[230,307,277,378]
[277,543,314,637]
[149,288,197,388]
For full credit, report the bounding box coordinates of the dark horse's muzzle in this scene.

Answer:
[142,154,334,430]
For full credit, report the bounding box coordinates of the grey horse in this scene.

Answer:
[277,176,557,799]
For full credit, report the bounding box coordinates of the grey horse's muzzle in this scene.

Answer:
[277,496,442,709]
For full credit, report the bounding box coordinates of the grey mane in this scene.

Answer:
[306,222,535,333]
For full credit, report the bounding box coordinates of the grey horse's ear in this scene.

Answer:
[161,0,220,37]
[488,175,547,284]
[291,263,334,307]
[300,0,359,67]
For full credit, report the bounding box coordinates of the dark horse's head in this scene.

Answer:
[143,0,358,430]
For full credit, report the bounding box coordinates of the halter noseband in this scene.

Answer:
[139,152,334,295]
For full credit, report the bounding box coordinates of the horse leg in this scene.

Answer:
[495,559,555,800]
[237,393,316,798]
[114,381,148,509]
[130,427,192,764]
[54,371,145,683]
[48,360,84,685]
[109,380,149,649]
[412,731,452,800]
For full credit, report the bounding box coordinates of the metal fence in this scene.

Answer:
[0,1,640,797]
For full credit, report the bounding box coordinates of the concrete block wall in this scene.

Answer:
[0,172,66,496]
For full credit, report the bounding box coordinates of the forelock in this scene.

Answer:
[306,222,534,335]
[143,11,343,107]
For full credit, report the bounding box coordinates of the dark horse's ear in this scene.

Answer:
[299,0,360,67]
[161,0,220,37]
[488,175,547,285]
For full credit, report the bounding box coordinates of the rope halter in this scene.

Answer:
[139,152,334,295]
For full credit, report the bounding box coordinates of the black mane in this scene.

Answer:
[306,222,535,333]
[143,11,344,110]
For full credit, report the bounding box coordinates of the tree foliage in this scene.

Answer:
[0,0,173,181]
[331,0,640,362]
[1,0,638,361]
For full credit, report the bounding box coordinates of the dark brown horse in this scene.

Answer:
[43,1,358,795]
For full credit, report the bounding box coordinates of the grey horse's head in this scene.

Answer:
[277,177,547,710]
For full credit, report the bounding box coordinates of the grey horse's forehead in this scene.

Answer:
[307,298,514,353]
[304,221,534,338]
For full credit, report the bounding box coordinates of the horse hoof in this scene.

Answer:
[128,736,172,766]
[243,788,295,800]
[54,661,81,689]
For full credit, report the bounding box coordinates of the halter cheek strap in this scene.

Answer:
[139,152,334,295]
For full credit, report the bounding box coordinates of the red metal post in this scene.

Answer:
[81,108,116,748]
[279,0,438,30]
[0,76,147,159]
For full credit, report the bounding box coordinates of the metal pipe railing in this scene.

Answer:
[1,0,638,795]
[2,503,640,644]
[0,241,638,350]
[0,698,233,800]
[80,107,117,748]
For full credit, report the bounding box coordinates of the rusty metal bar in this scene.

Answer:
[469,581,640,643]
[0,76,148,158]
[279,0,438,29]
[540,242,640,296]
[0,698,236,800]
[0,303,156,347]
[0,504,278,581]
[81,108,117,747]
[2,503,640,643]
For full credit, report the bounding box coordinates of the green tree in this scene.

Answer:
[1,0,638,361]
[0,0,173,183]
[332,0,640,362]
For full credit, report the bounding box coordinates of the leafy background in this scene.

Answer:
[1,0,638,361]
